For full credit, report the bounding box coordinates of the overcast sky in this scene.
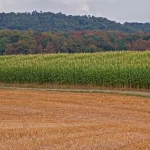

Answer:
[0,0,150,23]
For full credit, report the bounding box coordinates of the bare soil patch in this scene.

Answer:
[0,89,150,150]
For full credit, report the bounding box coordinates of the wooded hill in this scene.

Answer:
[0,11,150,32]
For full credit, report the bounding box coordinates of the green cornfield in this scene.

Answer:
[0,51,150,89]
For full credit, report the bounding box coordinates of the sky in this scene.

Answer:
[0,0,150,23]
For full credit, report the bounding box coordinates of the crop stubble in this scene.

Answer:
[0,89,150,150]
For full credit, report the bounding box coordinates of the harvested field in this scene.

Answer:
[0,89,150,150]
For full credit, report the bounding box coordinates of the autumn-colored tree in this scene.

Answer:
[1,29,150,55]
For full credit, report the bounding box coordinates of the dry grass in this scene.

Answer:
[0,89,150,150]
[1,82,150,92]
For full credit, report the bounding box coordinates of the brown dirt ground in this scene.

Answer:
[0,89,150,150]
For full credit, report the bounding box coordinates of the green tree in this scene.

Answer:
[0,37,9,55]
[19,30,36,54]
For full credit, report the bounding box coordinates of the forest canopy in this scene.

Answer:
[1,29,150,55]
[0,11,150,55]
[0,11,150,32]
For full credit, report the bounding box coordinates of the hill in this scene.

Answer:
[0,11,150,32]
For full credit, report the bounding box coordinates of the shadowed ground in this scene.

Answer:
[0,89,150,150]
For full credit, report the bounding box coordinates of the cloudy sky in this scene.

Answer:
[0,0,150,23]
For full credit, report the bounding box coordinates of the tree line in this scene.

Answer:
[0,11,150,32]
[0,29,150,55]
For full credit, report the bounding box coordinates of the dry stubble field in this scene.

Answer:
[0,89,150,150]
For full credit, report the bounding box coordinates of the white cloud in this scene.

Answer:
[80,4,90,14]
